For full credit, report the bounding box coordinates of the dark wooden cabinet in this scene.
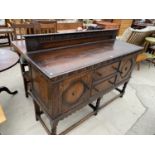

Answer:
[12,30,143,134]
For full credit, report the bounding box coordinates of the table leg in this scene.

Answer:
[0,86,18,95]
[8,33,11,46]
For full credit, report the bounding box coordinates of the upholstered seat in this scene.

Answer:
[118,26,155,70]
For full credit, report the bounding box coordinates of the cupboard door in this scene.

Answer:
[116,55,136,83]
[60,72,92,113]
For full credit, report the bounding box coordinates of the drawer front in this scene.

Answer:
[116,55,136,83]
[93,62,119,82]
[91,76,116,96]
[60,72,92,113]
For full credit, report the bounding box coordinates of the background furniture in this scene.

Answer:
[148,45,155,65]
[32,20,57,34]
[94,20,120,29]
[55,21,83,30]
[93,19,133,36]
[11,23,35,97]
[132,19,155,29]
[140,37,155,66]
[7,19,83,31]
[12,30,142,135]
[0,27,13,46]
[113,19,133,36]
[5,19,135,36]
[11,23,34,40]
[118,26,155,70]
[0,49,19,95]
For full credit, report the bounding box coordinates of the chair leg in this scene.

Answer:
[137,62,140,70]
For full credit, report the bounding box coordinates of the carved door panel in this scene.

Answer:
[60,72,92,113]
[116,55,136,84]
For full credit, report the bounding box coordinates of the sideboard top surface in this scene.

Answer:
[12,39,143,79]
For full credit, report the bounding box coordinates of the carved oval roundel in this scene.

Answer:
[120,59,133,78]
[63,81,85,105]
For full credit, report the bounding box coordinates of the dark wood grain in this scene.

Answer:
[12,39,142,79]
[24,29,117,52]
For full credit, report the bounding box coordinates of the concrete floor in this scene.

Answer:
[0,47,155,135]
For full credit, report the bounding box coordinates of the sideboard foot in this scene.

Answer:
[34,101,42,121]
[50,120,58,135]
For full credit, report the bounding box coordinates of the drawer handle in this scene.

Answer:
[108,80,114,85]
[96,71,103,77]
[93,87,100,92]
[112,66,122,74]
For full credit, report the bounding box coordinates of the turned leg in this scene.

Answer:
[50,120,59,135]
[34,101,42,121]
[0,86,18,95]
[94,97,101,115]
[115,81,128,98]
[89,97,101,115]
[120,81,128,97]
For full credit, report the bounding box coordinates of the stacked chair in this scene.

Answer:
[10,20,57,97]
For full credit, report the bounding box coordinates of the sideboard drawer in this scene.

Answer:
[91,76,116,96]
[93,62,119,81]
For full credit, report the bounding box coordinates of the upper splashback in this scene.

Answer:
[24,29,118,52]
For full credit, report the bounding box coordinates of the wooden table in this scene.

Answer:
[0,49,19,95]
[12,30,143,134]
[0,27,13,46]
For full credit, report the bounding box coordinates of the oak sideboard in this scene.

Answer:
[12,29,143,134]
